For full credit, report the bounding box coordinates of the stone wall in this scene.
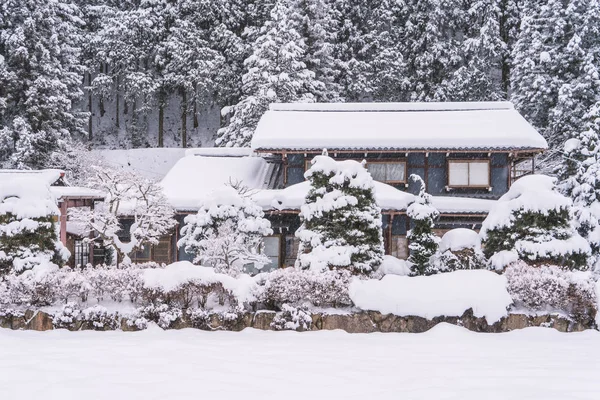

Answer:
[0,308,595,333]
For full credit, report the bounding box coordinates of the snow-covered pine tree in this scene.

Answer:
[0,177,69,274]
[178,185,273,276]
[559,105,600,269]
[295,0,342,101]
[295,151,384,275]
[481,174,590,270]
[0,0,87,169]
[406,174,440,276]
[436,0,505,101]
[511,0,600,154]
[216,0,318,147]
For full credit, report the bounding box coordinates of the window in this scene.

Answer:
[262,236,281,271]
[367,162,407,183]
[448,160,490,187]
[74,239,89,267]
[390,235,409,259]
[284,235,300,267]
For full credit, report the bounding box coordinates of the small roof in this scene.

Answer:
[50,186,105,200]
[161,153,272,211]
[252,102,548,152]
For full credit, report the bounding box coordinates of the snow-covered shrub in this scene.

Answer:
[429,229,487,274]
[0,177,68,274]
[481,175,590,270]
[52,302,81,329]
[270,304,312,331]
[296,152,384,275]
[136,303,183,329]
[259,267,352,308]
[69,167,176,265]
[407,175,440,275]
[178,185,272,276]
[80,305,120,330]
[4,264,59,306]
[505,262,597,321]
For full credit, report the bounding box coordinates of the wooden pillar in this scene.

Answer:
[59,200,67,246]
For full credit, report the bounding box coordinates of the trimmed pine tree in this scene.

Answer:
[295,151,384,275]
[407,174,440,275]
[481,174,590,270]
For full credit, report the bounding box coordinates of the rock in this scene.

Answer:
[26,311,53,331]
[120,318,142,332]
[551,316,569,332]
[230,313,253,332]
[11,316,27,330]
[311,313,323,331]
[0,315,12,329]
[504,314,530,330]
[404,316,432,333]
[252,311,276,330]
[24,310,35,321]
[321,313,377,333]
[376,314,405,333]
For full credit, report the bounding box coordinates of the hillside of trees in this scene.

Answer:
[0,0,598,169]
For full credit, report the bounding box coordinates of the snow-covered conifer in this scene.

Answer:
[216,0,318,147]
[406,174,440,275]
[0,177,69,274]
[0,0,86,168]
[295,152,384,275]
[178,185,273,276]
[429,229,487,274]
[481,174,590,270]
[559,105,600,269]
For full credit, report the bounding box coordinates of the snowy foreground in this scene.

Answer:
[1,325,599,400]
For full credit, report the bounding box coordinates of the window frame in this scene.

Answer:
[303,159,408,184]
[446,159,491,189]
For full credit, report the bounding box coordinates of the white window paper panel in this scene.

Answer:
[469,162,489,186]
[386,163,406,181]
[367,162,406,182]
[368,163,387,181]
[448,162,469,186]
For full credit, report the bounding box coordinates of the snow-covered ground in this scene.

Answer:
[1,325,598,400]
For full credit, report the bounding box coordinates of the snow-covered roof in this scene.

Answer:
[0,169,105,201]
[161,153,272,211]
[49,186,105,200]
[253,181,496,214]
[91,148,187,180]
[252,102,548,152]
[0,169,64,186]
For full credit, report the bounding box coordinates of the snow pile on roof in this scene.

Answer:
[439,229,481,252]
[254,181,495,214]
[252,101,548,151]
[92,148,187,180]
[431,196,495,214]
[349,270,512,323]
[161,154,271,211]
[0,174,60,219]
[185,147,254,157]
[0,169,63,186]
[50,186,105,200]
[142,261,258,303]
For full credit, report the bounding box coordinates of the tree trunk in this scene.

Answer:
[158,98,165,148]
[88,72,93,140]
[115,74,120,129]
[181,88,187,148]
[193,84,199,128]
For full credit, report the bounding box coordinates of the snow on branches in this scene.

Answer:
[406,174,440,275]
[70,167,175,265]
[178,185,273,276]
[0,176,68,274]
[295,152,384,275]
